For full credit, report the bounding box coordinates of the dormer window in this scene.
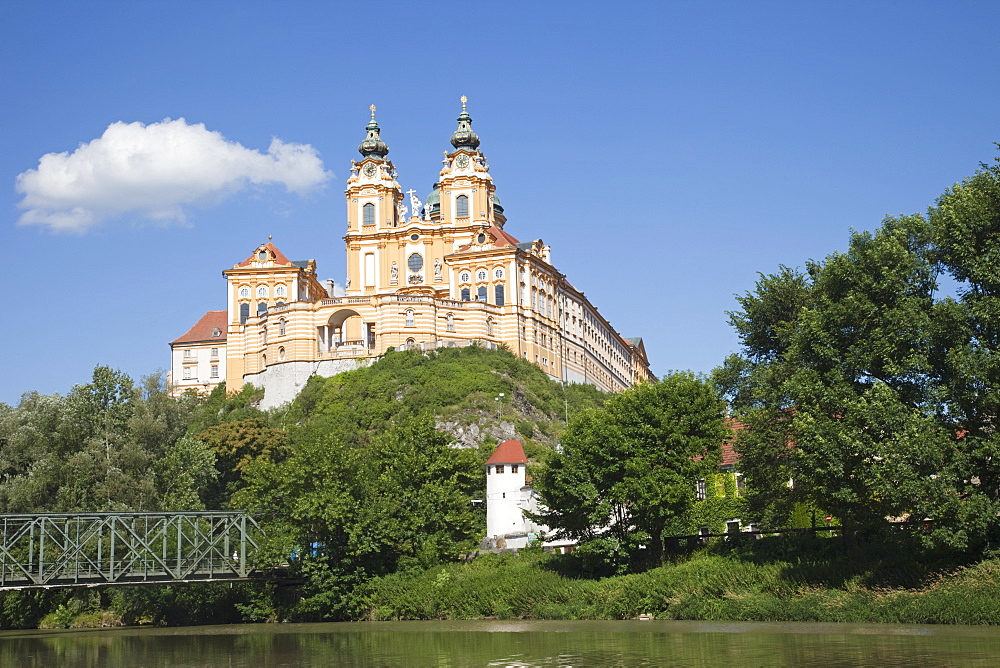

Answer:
[456,195,469,217]
[257,250,268,261]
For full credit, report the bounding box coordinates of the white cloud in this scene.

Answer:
[15,118,332,232]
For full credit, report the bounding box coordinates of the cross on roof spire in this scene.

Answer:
[460,95,467,111]
[370,104,376,119]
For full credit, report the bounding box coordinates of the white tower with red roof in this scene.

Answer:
[486,439,544,548]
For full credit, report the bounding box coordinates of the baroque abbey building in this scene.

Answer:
[169,100,653,406]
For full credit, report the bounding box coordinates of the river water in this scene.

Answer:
[3,619,999,666]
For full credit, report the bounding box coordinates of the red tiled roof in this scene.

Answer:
[171,310,227,345]
[721,418,745,467]
[488,226,520,247]
[234,242,294,268]
[486,440,528,466]
[456,226,522,252]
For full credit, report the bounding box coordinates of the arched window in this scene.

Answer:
[495,285,505,306]
[447,313,455,332]
[239,286,250,298]
[456,195,469,217]
[477,286,487,302]
[461,288,470,302]
[460,271,470,283]
[257,285,268,298]
[405,309,414,327]
[405,338,416,349]
[363,202,375,226]
[240,303,250,324]
[494,268,504,280]
[275,285,287,297]
[261,327,267,344]
[477,270,487,281]
[279,319,286,336]
[257,302,267,317]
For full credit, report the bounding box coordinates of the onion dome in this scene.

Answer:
[492,193,504,215]
[449,96,480,151]
[358,104,389,159]
[425,183,441,215]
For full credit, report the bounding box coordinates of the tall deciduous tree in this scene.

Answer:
[720,149,1000,549]
[234,416,481,619]
[533,373,729,568]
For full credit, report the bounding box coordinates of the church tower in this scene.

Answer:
[344,105,404,295]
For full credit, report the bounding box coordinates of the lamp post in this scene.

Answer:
[495,392,505,420]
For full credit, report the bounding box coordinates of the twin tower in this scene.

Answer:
[170,99,652,407]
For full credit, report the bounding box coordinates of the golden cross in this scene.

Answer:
[370,104,376,119]
[460,95,467,110]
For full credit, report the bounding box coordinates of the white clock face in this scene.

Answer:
[456,155,470,169]
[364,163,377,177]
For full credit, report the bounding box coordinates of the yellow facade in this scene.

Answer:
[197,101,652,405]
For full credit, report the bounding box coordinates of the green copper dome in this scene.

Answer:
[425,183,441,215]
[450,96,480,151]
[358,105,389,160]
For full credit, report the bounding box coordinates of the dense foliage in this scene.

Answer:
[533,372,730,571]
[717,148,1000,550]
[0,346,606,627]
[363,534,1000,624]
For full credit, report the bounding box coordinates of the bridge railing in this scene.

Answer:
[0,512,261,590]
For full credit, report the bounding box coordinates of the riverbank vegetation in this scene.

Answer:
[362,535,1000,625]
[4,150,1000,629]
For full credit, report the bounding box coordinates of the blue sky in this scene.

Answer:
[2,1,999,405]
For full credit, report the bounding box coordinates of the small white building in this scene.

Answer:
[484,439,548,550]
[168,310,227,396]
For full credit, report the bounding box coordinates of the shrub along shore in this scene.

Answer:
[361,536,1000,626]
[14,533,1000,628]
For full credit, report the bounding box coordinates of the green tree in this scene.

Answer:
[533,373,730,570]
[234,416,481,620]
[720,152,1000,549]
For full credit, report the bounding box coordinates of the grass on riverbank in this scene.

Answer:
[361,536,1000,625]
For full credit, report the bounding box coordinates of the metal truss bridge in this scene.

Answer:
[0,512,265,591]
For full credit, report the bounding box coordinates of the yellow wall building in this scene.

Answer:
[170,100,653,405]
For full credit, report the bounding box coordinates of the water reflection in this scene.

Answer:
[3,620,1000,667]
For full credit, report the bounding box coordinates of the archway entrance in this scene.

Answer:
[319,309,374,353]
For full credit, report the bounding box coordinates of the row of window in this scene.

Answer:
[459,268,504,283]
[404,311,495,336]
[362,194,469,226]
[182,365,219,380]
[239,285,287,299]
[460,285,505,305]
[182,348,220,359]
[239,303,285,324]
[488,464,519,475]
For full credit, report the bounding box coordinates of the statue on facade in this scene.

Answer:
[407,189,421,219]
[345,276,351,290]
[397,201,407,223]
[390,261,398,283]
[434,258,442,281]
